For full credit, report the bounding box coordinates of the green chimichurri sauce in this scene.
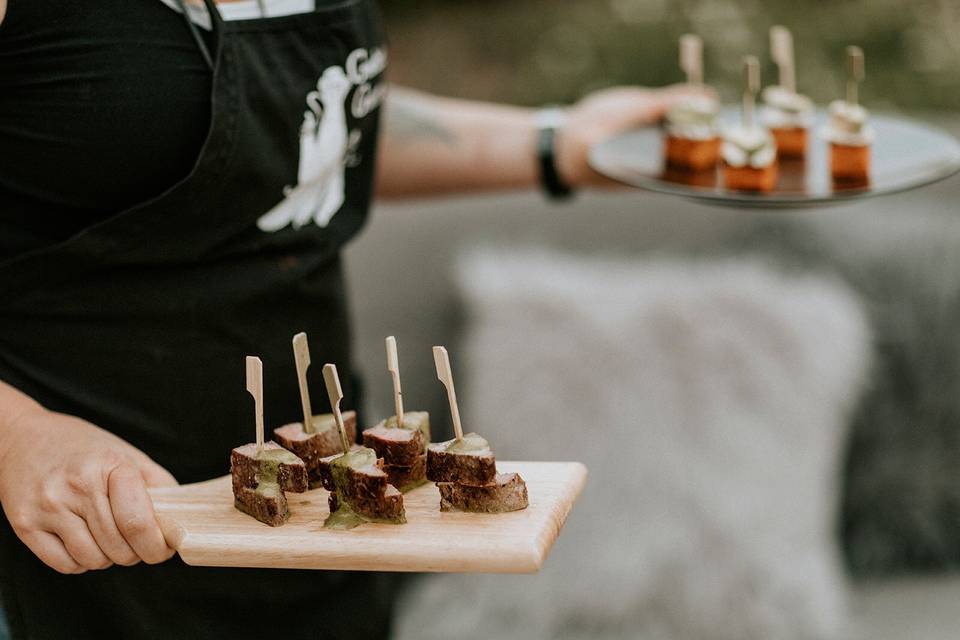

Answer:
[323,501,367,530]
[323,446,406,529]
[253,447,300,496]
[444,432,489,453]
[305,413,338,435]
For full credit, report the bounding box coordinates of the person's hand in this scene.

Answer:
[555,83,715,189]
[0,406,178,574]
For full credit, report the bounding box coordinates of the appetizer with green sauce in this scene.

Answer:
[232,356,308,526]
[273,333,358,486]
[318,446,406,529]
[231,442,308,526]
[320,361,406,529]
[361,337,432,492]
[362,411,430,492]
[430,347,528,513]
[274,411,357,487]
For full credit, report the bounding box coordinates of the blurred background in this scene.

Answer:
[381,0,960,109]
[344,1,960,639]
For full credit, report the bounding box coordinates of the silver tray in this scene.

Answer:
[588,111,960,208]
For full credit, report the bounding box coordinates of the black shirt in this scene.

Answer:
[0,0,212,260]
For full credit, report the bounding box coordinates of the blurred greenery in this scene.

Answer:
[382,0,960,111]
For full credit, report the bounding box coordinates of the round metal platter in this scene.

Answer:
[588,110,960,208]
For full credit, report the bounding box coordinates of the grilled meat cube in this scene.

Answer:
[426,433,496,485]
[273,410,356,483]
[438,473,529,513]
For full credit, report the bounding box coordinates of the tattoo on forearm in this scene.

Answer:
[383,92,458,147]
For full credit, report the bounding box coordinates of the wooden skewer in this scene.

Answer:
[846,45,864,106]
[741,55,760,128]
[432,346,464,442]
[292,332,315,434]
[245,356,264,452]
[679,34,703,86]
[770,25,796,93]
[322,363,352,454]
[385,336,404,428]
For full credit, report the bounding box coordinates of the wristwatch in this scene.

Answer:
[535,107,574,201]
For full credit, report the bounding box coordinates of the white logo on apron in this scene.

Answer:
[256,47,386,233]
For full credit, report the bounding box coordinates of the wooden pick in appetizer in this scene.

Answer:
[679,33,703,87]
[322,363,352,455]
[770,25,795,93]
[426,345,528,513]
[742,55,759,128]
[273,334,357,485]
[292,332,314,433]
[386,335,404,428]
[246,356,264,452]
[232,356,308,526]
[846,45,864,107]
[361,337,431,492]
[433,346,464,442]
[823,45,872,184]
[721,55,778,192]
[663,34,720,171]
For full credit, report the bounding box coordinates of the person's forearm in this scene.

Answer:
[375,86,539,198]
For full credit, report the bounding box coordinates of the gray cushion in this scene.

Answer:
[393,249,870,640]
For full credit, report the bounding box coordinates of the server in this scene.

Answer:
[0,1,697,637]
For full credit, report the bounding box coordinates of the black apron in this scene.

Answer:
[0,1,397,637]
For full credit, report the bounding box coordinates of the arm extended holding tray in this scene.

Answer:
[0,333,582,575]
[374,84,708,198]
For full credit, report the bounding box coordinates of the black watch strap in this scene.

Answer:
[536,108,574,200]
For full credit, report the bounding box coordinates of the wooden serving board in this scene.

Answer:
[149,461,586,573]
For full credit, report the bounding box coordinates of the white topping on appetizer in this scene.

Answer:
[721,124,777,168]
[666,95,720,140]
[761,85,814,128]
[821,99,874,146]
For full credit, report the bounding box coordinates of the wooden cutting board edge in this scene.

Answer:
[151,461,588,574]
[532,460,587,569]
